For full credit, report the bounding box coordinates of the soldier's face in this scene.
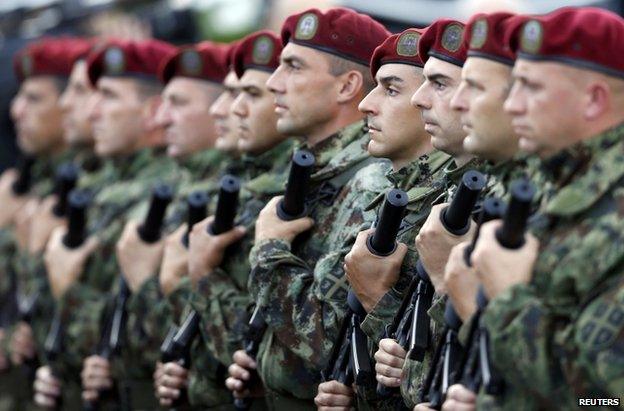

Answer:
[232,69,284,156]
[59,60,95,146]
[210,71,240,154]
[266,43,341,138]
[155,77,221,158]
[89,77,144,157]
[411,57,466,157]
[10,76,64,154]
[451,57,517,162]
[505,60,585,158]
[359,63,429,163]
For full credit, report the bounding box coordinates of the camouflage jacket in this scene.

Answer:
[53,148,183,382]
[477,123,624,410]
[247,120,384,402]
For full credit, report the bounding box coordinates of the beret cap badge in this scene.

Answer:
[179,49,203,75]
[441,23,464,53]
[252,35,275,65]
[103,47,125,75]
[21,54,34,77]
[396,31,420,57]
[295,13,319,40]
[520,20,544,54]
[470,19,488,49]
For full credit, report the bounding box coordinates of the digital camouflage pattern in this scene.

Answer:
[46,147,183,409]
[478,123,624,410]
[351,149,453,410]
[248,120,384,406]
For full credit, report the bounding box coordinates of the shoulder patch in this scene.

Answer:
[295,12,319,40]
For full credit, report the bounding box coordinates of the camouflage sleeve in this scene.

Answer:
[192,267,251,367]
[125,276,175,367]
[248,237,352,370]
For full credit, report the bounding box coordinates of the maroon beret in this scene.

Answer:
[466,12,516,65]
[14,37,94,82]
[281,7,390,66]
[418,19,467,67]
[87,39,176,86]
[224,40,241,71]
[508,7,624,79]
[370,28,426,78]
[159,41,230,84]
[232,30,282,78]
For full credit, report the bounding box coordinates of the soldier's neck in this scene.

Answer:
[305,110,364,147]
[391,135,433,171]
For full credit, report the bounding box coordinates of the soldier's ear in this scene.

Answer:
[584,80,611,121]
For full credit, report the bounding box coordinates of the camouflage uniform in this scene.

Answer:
[248,120,383,408]
[47,147,182,410]
[0,149,79,411]
[345,150,453,411]
[472,124,624,410]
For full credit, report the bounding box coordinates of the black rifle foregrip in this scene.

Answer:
[11,155,36,195]
[160,325,179,363]
[183,191,209,247]
[495,178,535,249]
[138,183,174,243]
[171,310,201,368]
[441,170,486,235]
[208,175,240,235]
[367,188,408,256]
[52,162,80,217]
[277,149,315,220]
[62,189,90,249]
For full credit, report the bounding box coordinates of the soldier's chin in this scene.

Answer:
[166,144,182,158]
[518,137,538,154]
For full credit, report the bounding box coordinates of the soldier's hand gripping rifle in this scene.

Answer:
[160,190,209,363]
[323,188,408,392]
[11,154,36,196]
[43,188,91,410]
[84,183,173,410]
[234,149,315,411]
[459,179,535,397]
[377,170,486,397]
[420,197,506,409]
[22,163,80,378]
[162,178,240,410]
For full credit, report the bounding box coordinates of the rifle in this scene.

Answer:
[11,154,36,195]
[459,179,535,397]
[377,170,486,397]
[84,183,173,410]
[43,188,91,410]
[161,178,239,410]
[323,188,408,393]
[235,149,315,411]
[420,197,506,408]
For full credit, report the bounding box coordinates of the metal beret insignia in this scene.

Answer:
[470,19,488,49]
[295,12,319,40]
[520,20,544,54]
[252,35,274,65]
[396,31,420,57]
[441,23,464,53]
[103,47,125,75]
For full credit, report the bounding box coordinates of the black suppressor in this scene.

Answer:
[367,189,409,256]
[52,162,80,218]
[62,189,91,249]
[11,155,36,195]
[208,175,240,235]
[182,191,209,247]
[277,150,315,220]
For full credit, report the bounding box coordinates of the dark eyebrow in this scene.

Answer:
[241,85,262,94]
[464,77,481,89]
[426,73,452,83]
[378,75,404,86]
[281,55,306,67]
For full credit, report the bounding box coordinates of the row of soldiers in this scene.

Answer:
[0,4,622,411]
